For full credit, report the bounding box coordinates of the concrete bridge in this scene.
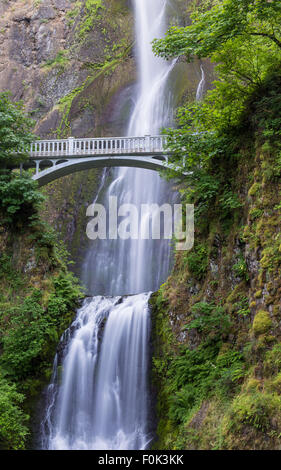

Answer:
[23,135,170,187]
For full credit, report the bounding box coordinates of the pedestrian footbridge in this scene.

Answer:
[22,135,171,187]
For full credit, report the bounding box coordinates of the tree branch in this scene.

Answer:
[248,32,281,49]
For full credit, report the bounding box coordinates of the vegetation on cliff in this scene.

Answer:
[151,0,281,450]
[0,95,82,449]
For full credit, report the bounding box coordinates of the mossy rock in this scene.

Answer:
[248,182,260,197]
[253,310,272,336]
[254,290,262,299]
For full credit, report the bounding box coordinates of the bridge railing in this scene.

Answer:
[30,135,168,158]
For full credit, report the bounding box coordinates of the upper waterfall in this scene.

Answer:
[81,0,176,296]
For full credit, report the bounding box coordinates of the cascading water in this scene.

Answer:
[41,0,176,450]
[196,64,206,101]
[41,295,151,450]
[82,0,176,296]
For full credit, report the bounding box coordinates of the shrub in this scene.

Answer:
[0,374,29,449]
[185,243,208,280]
[0,92,34,166]
[187,301,231,337]
[0,173,44,227]
[233,257,249,281]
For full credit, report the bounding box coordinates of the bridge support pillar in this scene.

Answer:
[145,135,150,151]
[35,160,41,175]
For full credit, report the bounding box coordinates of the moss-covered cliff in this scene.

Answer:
[151,72,281,450]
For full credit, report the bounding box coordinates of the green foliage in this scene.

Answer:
[153,1,281,233]
[44,50,70,70]
[79,0,104,38]
[0,290,52,379]
[235,295,250,317]
[152,0,281,450]
[233,256,249,281]
[168,343,244,425]
[184,243,208,280]
[0,215,81,448]
[153,0,281,61]
[265,344,281,376]
[189,170,221,218]
[230,392,281,432]
[0,373,29,449]
[0,271,81,381]
[0,173,45,227]
[187,301,231,337]
[219,189,242,217]
[0,92,34,166]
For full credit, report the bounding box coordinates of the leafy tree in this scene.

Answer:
[153,0,281,61]
[0,92,34,167]
[0,173,45,227]
[153,0,281,222]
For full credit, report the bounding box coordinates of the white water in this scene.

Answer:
[196,64,206,101]
[41,0,176,450]
[82,0,176,296]
[41,295,151,450]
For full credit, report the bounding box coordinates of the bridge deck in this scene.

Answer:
[29,135,168,159]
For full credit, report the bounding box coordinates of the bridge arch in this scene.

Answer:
[32,156,169,187]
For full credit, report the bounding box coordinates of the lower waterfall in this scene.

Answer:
[41,294,151,450]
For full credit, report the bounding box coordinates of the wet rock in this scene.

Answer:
[71,108,96,137]
[33,6,56,21]
[53,0,70,11]
[36,109,62,138]
[9,22,35,66]
[12,9,33,23]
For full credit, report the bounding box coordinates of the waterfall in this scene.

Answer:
[41,295,151,450]
[41,0,176,450]
[196,64,206,101]
[82,0,176,296]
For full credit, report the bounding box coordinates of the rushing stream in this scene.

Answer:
[41,0,177,450]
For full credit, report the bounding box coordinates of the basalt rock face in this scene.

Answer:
[0,0,135,138]
[0,0,136,270]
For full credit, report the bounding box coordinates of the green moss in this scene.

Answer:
[268,373,281,394]
[79,0,104,39]
[42,50,70,71]
[248,182,260,197]
[264,344,281,376]
[254,290,262,299]
[228,392,281,432]
[249,207,263,221]
[253,311,272,336]
[244,378,261,393]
